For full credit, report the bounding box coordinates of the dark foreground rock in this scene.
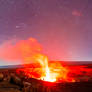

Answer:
[0,81,21,92]
[0,77,92,92]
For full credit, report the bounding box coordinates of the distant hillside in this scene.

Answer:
[0,61,92,69]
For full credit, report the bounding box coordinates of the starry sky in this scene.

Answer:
[0,0,92,65]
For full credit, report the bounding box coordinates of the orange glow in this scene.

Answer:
[17,54,69,82]
[33,54,57,82]
[40,57,56,82]
[41,65,56,82]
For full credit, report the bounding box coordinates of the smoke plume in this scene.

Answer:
[0,38,42,64]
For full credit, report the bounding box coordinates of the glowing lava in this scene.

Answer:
[44,66,56,82]
[35,54,57,82]
[16,54,69,83]
[41,62,56,82]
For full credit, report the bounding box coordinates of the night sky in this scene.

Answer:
[0,0,92,65]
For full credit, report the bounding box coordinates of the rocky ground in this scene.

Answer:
[0,81,21,92]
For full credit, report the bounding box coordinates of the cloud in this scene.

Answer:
[72,10,83,16]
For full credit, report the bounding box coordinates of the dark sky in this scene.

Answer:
[0,0,92,64]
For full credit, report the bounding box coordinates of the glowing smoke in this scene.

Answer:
[0,38,42,64]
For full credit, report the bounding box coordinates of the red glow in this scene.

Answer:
[16,63,92,83]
